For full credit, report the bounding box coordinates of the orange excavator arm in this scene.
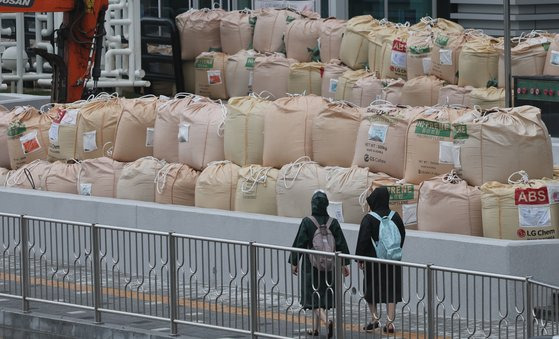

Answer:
[0,0,109,102]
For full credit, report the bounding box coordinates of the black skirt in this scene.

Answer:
[363,262,402,304]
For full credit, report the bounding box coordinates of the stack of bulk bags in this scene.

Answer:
[224,94,272,166]
[380,79,405,104]
[431,31,467,85]
[155,163,199,206]
[497,32,551,88]
[544,33,559,76]
[285,17,322,62]
[235,165,278,215]
[481,171,558,240]
[75,95,122,160]
[368,175,420,229]
[452,106,553,187]
[319,19,346,63]
[468,87,505,109]
[353,104,423,178]
[153,94,210,163]
[112,96,158,162]
[276,157,327,218]
[47,103,82,161]
[340,15,377,70]
[321,62,349,99]
[253,53,297,99]
[7,106,55,169]
[368,22,398,75]
[220,9,255,55]
[287,62,324,95]
[458,34,499,88]
[178,100,226,171]
[350,74,384,107]
[379,25,410,79]
[5,160,51,190]
[116,157,166,202]
[226,50,260,97]
[40,161,79,194]
[195,160,240,210]
[400,76,445,107]
[263,95,328,168]
[195,52,228,100]
[325,166,377,224]
[253,8,301,53]
[312,101,362,167]
[437,85,473,106]
[0,167,8,186]
[404,107,466,184]
[77,157,123,197]
[417,171,482,236]
[176,8,225,61]
[334,69,369,102]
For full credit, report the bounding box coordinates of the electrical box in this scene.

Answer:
[514,76,559,137]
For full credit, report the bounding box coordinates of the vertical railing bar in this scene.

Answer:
[249,242,258,338]
[526,277,533,338]
[20,215,30,312]
[168,232,178,336]
[92,223,102,324]
[426,264,434,339]
[334,252,343,339]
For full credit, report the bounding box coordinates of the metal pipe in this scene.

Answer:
[92,224,102,324]
[249,242,258,338]
[168,232,178,336]
[15,13,24,94]
[504,0,512,107]
[334,252,343,338]
[20,215,30,312]
[384,0,388,19]
[426,264,434,339]
[525,276,534,337]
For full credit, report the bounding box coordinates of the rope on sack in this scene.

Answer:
[216,100,228,137]
[508,170,531,185]
[281,156,315,190]
[155,163,178,194]
[358,186,373,213]
[39,103,55,113]
[6,159,42,187]
[103,142,114,158]
[241,165,272,194]
[443,170,462,184]
[251,91,276,100]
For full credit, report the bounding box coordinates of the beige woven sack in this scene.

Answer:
[262,95,328,168]
[182,61,196,93]
[176,8,225,61]
[452,106,553,187]
[5,160,51,190]
[276,157,327,218]
[253,8,301,53]
[458,36,499,88]
[0,108,14,169]
[319,19,346,63]
[400,76,445,107]
[350,74,384,107]
[195,160,240,211]
[224,95,272,166]
[226,50,261,98]
[40,161,79,194]
[468,87,505,109]
[116,157,166,202]
[178,101,226,171]
[353,105,423,178]
[325,166,377,224]
[404,107,466,184]
[112,96,158,162]
[288,62,324,95]
[312,101,362,167]
[380,79,405,104]
[285,18,322,62]
[195,52,228,100]
[7,106,55,169]
[339,15,377,70]
[437,85,473,106]
[155,163,199,206]
[406,31,433,79]
[413,17,463,35]
[379,28,410,79]
[417,171,482,236]
[431,32,466,85]
[481,173,559,240]
[220,10,255,55]
[75,96,122,160]
[235,165,278,215]
[253,54,297,99]
[334,69,369,102]
[368,175,420,229]
[321,62,349,99]
[367,23,398,75]
[0,167,8,186]
[47,103,84,162]
[544,34,559,76]
[77,157,123,197]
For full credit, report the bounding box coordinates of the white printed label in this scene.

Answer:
[329,79,338,93]
[60,109,79,125]
[327,201,344,223]
[548,184,559,204]
[391,51,407,68]
[518,205,551,227]
[20,130,41,154]
[178,123,190,143]
[146,127,154,147]
[440,49,452,65]
[207,70,223,85]
[80,183,92,196]
[13,106,26,115]
[451,144,462,169]
[49,123,60,145]
[402,203,417,226]
[551,51,559,66]
[83,131,98,152]
[368,123,389,143]
[422,57,432,74]
[248,70,254,87]
[439,141,455,164]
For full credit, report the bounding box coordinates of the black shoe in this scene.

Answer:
[383,325,395,334]
[306,329,319,336]
[363,322,380,332]
[327,320,333,338]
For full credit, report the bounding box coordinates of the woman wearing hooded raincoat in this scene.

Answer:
[355,187,406,334]
[289,191,351,338]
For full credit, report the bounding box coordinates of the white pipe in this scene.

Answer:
[3,74,52,81]
[15,13,24,93]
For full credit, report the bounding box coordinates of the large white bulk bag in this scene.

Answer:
[339,15,377,70]
[176,8,225,61]
[367,23,398,75]
[5,160,51,190]
[155,163,199,206]
[334,69,369,102]
[380,79,405,104]
[116,157,166,202]
[253,8,301,53]
[226,50,261,98]
[437,85,473,106]
[378,27,410,80]
[350,74,384,107]
[319,19,346,63]
[367,175,420,229]
[287,62,324,96]
[276,157,327,218]
[321,62,349,99]
[431,31,467,85]
[47,103,82,162]
[406,30,433,80]
[220,9,255,55]
[400,76,445,107]
[40,161,80,194]
[458,35,499,88]
[235,165,278,215]
[77,157,123,197]
[285,18,322,62]
[468,87,505,109]
[417,171,482,236]
[178,101,227,171]
[195,160,240,211]
[195,52,229,100]
[544,33,559,76]
[0,107,14,169]
[253,54,297,100]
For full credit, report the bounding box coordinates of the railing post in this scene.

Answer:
[334,252,344,339]
[426,264,435,339]
[249,242,258,338]
[168,232,178,336]
[525,276,534,337]
[91,223,102,324]
[20,215,29,313]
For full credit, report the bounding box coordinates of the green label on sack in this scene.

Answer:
[415,119,451,137]
[286,15,296,24]
[543,42,551,52]
[195,57,214,69]
[7,121,26,137]
[435,35,449,48]
[249,16,257,28]
[245,57,255,69]
[410,46,430,54]
[386,185,414,201]
[453,124,469,139]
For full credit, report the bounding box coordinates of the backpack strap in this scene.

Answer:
[308,216,334,229]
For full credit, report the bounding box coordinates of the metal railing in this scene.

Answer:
[1,212,558,338]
